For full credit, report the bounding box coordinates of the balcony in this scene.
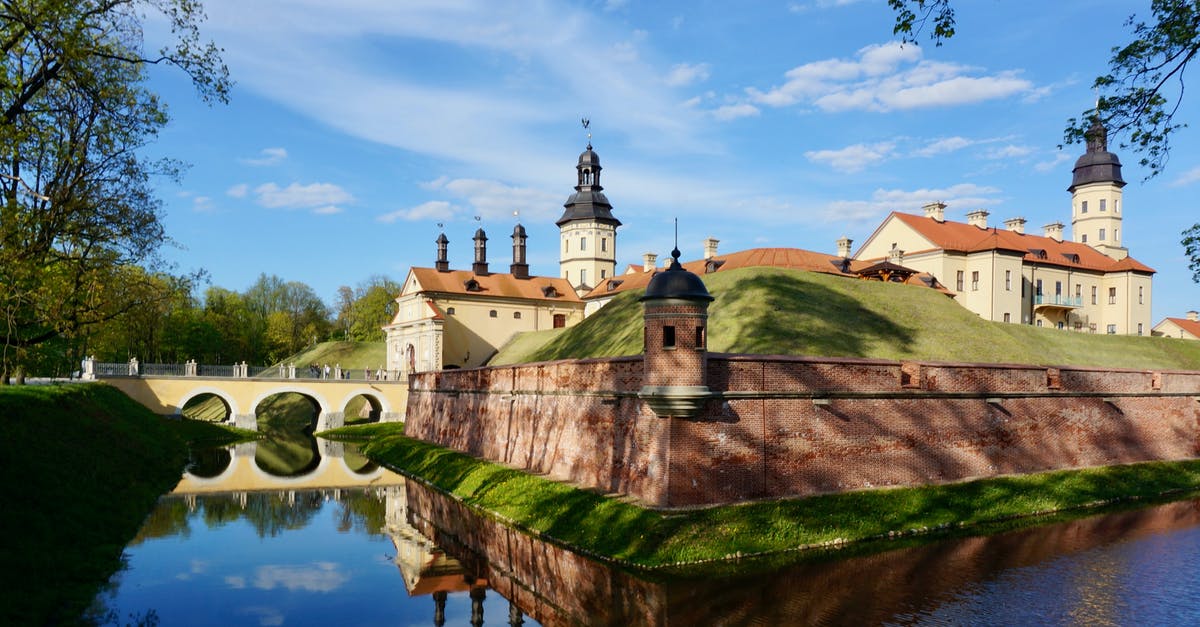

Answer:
[1033,294,1082,312]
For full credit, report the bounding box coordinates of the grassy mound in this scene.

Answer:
[512,267,1200,370]
[266,340,386,375]
[0,384,246,624]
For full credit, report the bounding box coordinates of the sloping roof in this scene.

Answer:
[1159,317,1200,339]
[583,247,867,300]
[885,212,1155,274]
[409,267,581,302]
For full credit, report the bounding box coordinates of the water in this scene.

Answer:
[95,437,1200,625]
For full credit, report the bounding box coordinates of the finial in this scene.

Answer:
[437,221,444,231]
[582,117,592,149]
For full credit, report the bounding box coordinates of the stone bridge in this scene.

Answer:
[86,359,407,430]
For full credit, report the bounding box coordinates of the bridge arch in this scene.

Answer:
[248,385,338,431]
[336,388,393,423]
[177,387,240,422]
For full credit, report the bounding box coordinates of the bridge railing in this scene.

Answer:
[82,357,403,382]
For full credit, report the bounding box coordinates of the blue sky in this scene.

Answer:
[143,0,1200,322]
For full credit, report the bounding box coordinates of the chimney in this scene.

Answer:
[435,233,450,272]
[837,236,853,258]
[510,224,529,279]
[966,209,989,229]
[472,228,489,275]
[643,252,657,272]
[703,236,719,260]
[1188,310,1199,322]
[923,201,946,222]
[1004,217,1026,234]
[887,244,904,265]
[1043,222,1064,242]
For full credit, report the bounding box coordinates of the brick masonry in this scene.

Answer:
[405,354,1200,508]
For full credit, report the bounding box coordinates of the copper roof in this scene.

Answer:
[886,212,1155,274]
[408,267,582,302]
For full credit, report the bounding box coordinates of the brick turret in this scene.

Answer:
[639,247,714,417]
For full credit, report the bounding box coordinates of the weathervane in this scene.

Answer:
[582,117,592,148]
[436,221,444,232]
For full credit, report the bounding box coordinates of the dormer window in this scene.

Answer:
[705,259,726,274]
[541,285,560,298]
[606,279,624,292]
[464,279,482,292]
[1062,253,1080,264]
[1028,248,1048,260]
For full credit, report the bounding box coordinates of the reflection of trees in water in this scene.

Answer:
[201,495,247,528]
[187,447,232,478]
[341,444,378,474]
[241,492,326,538]
[335,491,388,536]
[128,499,192,545]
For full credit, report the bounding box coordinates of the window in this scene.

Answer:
[1075,284,1081,301]
[1114,228,1119,242]
[1037,319,1043,327]
[1108,287,1117,305]
[695,326,705,349]
[1099,228,1106,241]
[513,311,521,319]
[1003,313,1011,323]
[489,310,497,318]
[1081,200,1088,213]
[1055,281,1062,297]
[971,271,979,291]
[601,238,607,252]
[1107,324,1117,334]
[1005,270,1012,291]
[1138,286,1144,304]
[580,237,587,251]
[1057,321,1065,329]
[580,269,587,285]
[1100,199,1107,211]
[1082,234,1088,243]
[1115,199,1120,213]
[956,270,964,291]
[563,239,568,253]
[446,307,455,315]
[1091,286,1097,305]
[600,269,607,279]
[662,325,676,348]
[1138,323,1144,336]
[1036,279,1043,297]
[553,313,566,328]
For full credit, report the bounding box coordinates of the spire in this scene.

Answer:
[556,139,621,227]
[435,228,449,272]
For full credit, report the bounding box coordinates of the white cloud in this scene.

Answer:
[440,178,562,222]
[1034,152,1073,172]
[805,142,896,173]
[253,182,354,214]
[225,575,246,589]
[1172,165,1200,187]
[665,62,711,87]
[711,103,760,120]
[253,563,347,593]
[240,147,288,166]
[192,196,214,212]
[378,200,457,223]
[913,136,973,157]
[226,183,249,198]
[744,41,1033,112]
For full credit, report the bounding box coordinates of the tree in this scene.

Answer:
[889,0,1200,281]
[334,275,399,342]
[0,0,230,381]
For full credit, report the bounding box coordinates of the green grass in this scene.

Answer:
[0,384,248,624]
[508,267,1200,370]
[363,433,1200,570]
[320,421,406,440]
[272,340,386,372]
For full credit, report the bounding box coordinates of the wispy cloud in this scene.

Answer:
[378,200,457,223]
[913,136,973,157]
[743,42,1034,113]
[226,183,249,198]
[253,182,354,214]
[805,142,896,173]
[240,147,288,166]
[711,103,760,120]
[1172,165,1200,187]
[253,563,347,593]
[1034,152,1072,172]
[665,62,711,87]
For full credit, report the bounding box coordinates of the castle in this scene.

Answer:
[385,120,1155,375]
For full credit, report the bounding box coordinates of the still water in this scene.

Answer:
[96,435,1200,626]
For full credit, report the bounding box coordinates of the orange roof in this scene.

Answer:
[1161,317,1200,339]
[409,267,581,302]
[583,247,867,300]
[886,212,1155,274]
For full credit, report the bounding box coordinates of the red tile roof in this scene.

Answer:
[1161,317,1200,339]
[408,267,581,302]
[884,212,1155,274]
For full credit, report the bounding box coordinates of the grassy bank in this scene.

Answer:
[0,384,249,624]
[359,430,1200,570]
[492,267,1200,370]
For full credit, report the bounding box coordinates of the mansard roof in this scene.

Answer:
[885,212,1155,274]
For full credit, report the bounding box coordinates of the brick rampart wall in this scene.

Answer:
[405,354,1200,508]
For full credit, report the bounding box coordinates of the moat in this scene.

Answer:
[91,435,1200,625]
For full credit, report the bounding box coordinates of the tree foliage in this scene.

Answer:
[0,0,230,380]
[334,275,399,342]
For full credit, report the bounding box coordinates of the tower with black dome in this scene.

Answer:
[638,247,714,418]
[558,142,620,295]
[1070,118,1128,260]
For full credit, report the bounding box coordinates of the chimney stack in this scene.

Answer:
[1187,310,1199,322]
[1004,217,1026,234]
[966,209,989,229]
[923,201,946,222]
[887,244,904,266]
[510,224,529,279]
[435,233,450,272]
[472,228,489,275]
[1043,222,1064,242]
[703,236,719,260]
[643,252,657,272]
[837,236,853,258]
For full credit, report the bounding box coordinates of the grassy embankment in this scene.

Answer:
[0,384,251,625]
[344,424,1200,571]
[392,266,1200,569]
[493,266,1200,369]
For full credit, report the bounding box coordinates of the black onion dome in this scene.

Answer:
[512,223,527,238]
[474,227,487,240]
[578,145,600,166]
[1069,119,1126,191]
[641,249,714,302]
[557,142,622,227]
